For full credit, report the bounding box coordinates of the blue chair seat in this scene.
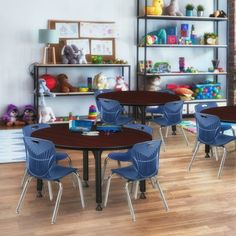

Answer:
[108,151,131,162]
[152,116,171,126]
[112,165,158,181]
[211,134,236,146]
[46,165,77,181]
[54,152,70,161]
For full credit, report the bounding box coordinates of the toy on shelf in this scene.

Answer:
[181,24,189,37]
[190,25,198,44]
[139,60,153,72]
[179,57,185,72]
[164,0,183,16]
[61,44,80,64]
[22,105,36,124]
[38,78,56,123]
[57,74,77,93]
[153,62,171,73]
[144,0,164,15]
[145,77,161,91]
[185,67,199,73]
[88,105,97,120]
[204,33,218,45]
[40,74,57,90]
[209,10,227,18]
[157,29,167,44]
[175,87,194,101]
[193,83,222,99]
[93,73,108,90]
[78,48,87,64]
[91,55,103,64]
[114,76,129,91]
[2,104,25,127]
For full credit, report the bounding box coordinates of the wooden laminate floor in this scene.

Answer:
[1,123,236,236]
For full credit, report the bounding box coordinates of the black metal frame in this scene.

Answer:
[136,0,229,108]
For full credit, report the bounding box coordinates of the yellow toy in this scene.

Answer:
[152,0,164,15]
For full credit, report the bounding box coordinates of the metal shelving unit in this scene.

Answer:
[137,0,229,114]
[33,63,131,118]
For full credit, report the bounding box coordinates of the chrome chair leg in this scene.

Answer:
[188,141,200,171]
[67,155,77,188]
[192,138,197,153]
[217,147,227,179]
[214,147,219,161]
[180,126,189,146]
[48,181,53,201]
[159,127,166,151]
[165,126,169,138]
[102,157,109,184]
[73,172,85,208]
[16,176,32,214]
[125,182,136,221]
[20,168,28,188]
[51,181,63,224]
[104,173,113,207]
[153,177,169,211]
[133,181,139,200]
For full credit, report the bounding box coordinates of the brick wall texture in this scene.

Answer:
[228,0,236,104]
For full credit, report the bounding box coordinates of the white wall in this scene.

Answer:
[0,0,227,117]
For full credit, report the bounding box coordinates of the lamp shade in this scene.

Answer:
[38,29,59,44]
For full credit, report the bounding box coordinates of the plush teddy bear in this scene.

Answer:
[114,76,129,91]
[93,73,108,90]
[164,0,183,16]
[2,104,25,127]
[22,105,36,124]
[61,44,80,64]
[57,74,77,93]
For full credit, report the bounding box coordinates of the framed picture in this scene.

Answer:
[55,22,79,38]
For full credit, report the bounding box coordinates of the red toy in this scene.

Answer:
[114,76,128,91]
[40,74,57,90]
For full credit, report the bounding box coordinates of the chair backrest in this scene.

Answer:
[22,123,50,137]
[131,140,161,179]
[195,112,221,145]
[124,123,153,136]
[94,89,113,112]
[24,137,56,179]
[194,102,217,113]
[99,98,123,124]
[163,100,184,125]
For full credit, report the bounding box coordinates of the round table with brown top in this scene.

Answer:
[97,91,180,124]
[32,124,152,211]
[202,106,236,123]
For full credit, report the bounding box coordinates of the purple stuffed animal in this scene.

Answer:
[22,105,36,124]
[2,104,25,127]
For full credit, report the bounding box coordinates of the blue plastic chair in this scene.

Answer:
[188,113,236,178]
[104,140,168,221]
[102,123,153,182]
[152,100,189,151]
[195,102,234,134]
[99,98,133,125]
[146,89,175,118]
[193,103,236,156]
[16,137,85,224]
[94,89,113,113]
[21,124,74,200]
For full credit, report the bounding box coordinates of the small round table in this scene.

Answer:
[97,91,180,124]
[202,106,236,122]
[32,124,152,211]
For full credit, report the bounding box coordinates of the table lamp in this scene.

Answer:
[38,29,59,64]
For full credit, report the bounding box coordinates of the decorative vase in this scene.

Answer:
[197,11,204,17]
[212,60,220,70]
[186,10,193,16]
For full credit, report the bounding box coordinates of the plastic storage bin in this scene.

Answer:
[193,83,222,99]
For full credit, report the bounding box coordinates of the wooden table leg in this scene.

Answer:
[83,150,89,187]
[92,150,103,211]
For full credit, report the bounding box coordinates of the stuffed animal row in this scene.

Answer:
[1,104,36,126]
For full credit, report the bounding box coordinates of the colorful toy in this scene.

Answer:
[144,0,164,15]
[153,62,171,73]
[157,29,167,44]
[93,73,108,90]
[22,105,36,124]
[2,104,25,127]
[181,24,189,37]
[92,55,103,64]
[193,83,222,99]
[40,74,57,90]
[179,57,185,72]
[175,87,194,100]
[185,67,198,73]
[164,0,183,16]
[166,26,177,36]
[167,35,177,44]
[88,105,97,120]
[190,25,198,44]
[114,76,129,91]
